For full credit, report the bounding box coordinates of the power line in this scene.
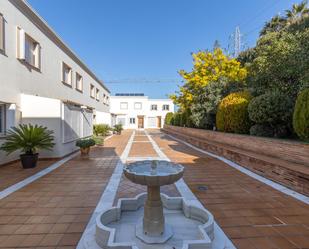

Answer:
[105,78,181,84]
[238,0,281,29]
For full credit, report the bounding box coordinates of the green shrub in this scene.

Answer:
[93,124,110,137]
[181,109,193,127]
[293,88,309,140]
[113,124,123,134]
[173,113,181,126]
[92,136,104,145]
[0,124,54,155]
[191,80,243,129]
[170,115,175,125]
[248,92,294,126]
[165,112,174,125]
[216,91,252,134]
[76,138,95,148]
[250,124,274,137]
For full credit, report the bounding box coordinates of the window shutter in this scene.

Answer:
[36,43,41,69]
[0,15,4,51]
[17,27,25,60]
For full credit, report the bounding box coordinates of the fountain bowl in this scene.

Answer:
[123,160,184,186]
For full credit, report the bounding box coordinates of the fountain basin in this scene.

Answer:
[124,160,184,186]
[95,193,214,249]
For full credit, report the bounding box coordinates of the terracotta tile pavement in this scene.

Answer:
[0,159,58,192]
[0,131,133,248]
[128,142,158,158]
[149,130,309,249]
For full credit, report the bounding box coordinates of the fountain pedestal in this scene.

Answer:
[124,160,184,244]
[136,186,173,243]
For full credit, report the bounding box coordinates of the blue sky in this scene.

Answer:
[28,0,297,98]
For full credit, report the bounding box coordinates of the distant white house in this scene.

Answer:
[110,94,174,129]
[0,0,110,164]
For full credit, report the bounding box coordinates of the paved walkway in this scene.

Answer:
[0,131,132,248]
[149,130,309,249]
[0,129,308,249]
[0,159,57,192]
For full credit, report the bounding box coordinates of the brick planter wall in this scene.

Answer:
[163,125,309,196]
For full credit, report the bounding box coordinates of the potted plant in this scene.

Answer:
[76,138,96,156]
[92,135,104,146]
[93,124,111,137]
[0,124,55,169]
[113,124,123,135]
[93,124,110,146]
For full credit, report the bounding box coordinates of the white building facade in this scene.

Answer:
[110,94,174,129]
[0,0,110,164]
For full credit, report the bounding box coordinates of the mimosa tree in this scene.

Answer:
[171,48,247,110]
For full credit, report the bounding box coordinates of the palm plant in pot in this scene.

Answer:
[76,138,96,156]
[0,124,55,169]
[113,124,123,135]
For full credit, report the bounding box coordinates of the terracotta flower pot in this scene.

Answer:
[80,147,90,156]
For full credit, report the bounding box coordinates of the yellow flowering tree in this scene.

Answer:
[171,48,247,109]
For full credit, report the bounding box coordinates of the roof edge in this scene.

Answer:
[9,0,110,93]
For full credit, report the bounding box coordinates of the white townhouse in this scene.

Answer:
[110,93,174,129]
[0,0,111,164]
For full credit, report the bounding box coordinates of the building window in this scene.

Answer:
[106,96,110,106]
[76,73,83,92]
[90,84,95,98]
[24,34,41,68]
[120,102,128,110]
[134,102,142,110]
[62,62,72,85]
[96,88,100,101]
[150,104,157,111]
[103,94,106,104]
[130,118,135,124]
[0,104,5,135]
[162,104,169,111]
[17,27,41,69]
[0,14,4,52]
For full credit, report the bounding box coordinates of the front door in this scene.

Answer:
[157,116,162,128]
[138,116,144,129]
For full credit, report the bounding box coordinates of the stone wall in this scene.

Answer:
[163,125,309,196]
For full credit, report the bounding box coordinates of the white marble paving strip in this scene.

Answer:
[77,131,135,249]
[166,133,309,205]
[127,156,162,161]
[145,130,236,249]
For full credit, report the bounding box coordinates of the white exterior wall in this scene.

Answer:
[110,96,174,129]
[95,111,111,125]
[0,0,110,164]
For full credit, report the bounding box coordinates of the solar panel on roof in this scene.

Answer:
[115,93,145,96]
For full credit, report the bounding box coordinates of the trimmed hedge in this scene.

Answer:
[293,88,309,140]
[248,92,293,126]
[250,124,274,137]
[165,112,174,125]
[216,91,252,134]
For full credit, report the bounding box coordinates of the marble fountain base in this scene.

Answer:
[87,193,216,249]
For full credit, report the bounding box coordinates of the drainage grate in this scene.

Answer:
[197,185,208,191]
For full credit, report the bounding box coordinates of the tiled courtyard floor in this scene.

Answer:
[0,131,132,248]
[0,129,308,249]
[0,159,57,191]
[149,130,309,249]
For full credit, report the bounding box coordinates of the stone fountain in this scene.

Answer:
[92,160,217,249]
[124,160,183,243]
